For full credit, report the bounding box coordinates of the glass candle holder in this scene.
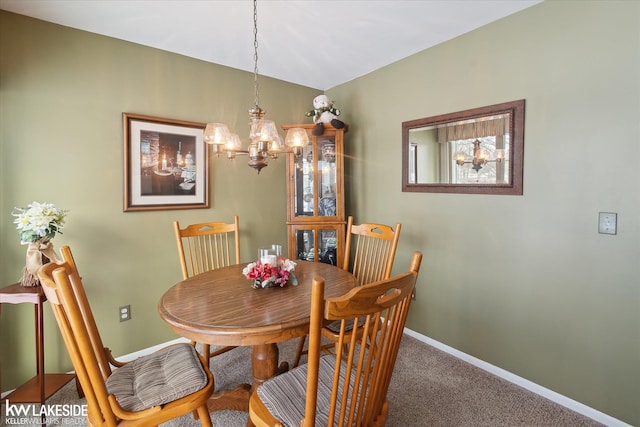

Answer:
[271,244,282,257]
[259,248,277,266]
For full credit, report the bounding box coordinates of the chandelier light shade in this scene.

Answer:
[284,127,310,155]
[226,133,243,152]
[203,0,306,173]
[203,123,231,146]
[454,150,467,166]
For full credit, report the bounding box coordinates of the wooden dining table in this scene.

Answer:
[158,260,356,414]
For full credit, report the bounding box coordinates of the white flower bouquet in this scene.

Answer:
[13,201,68,243]
[12,201,68,286]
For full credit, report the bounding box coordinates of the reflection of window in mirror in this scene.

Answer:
[448,113,510,184]
[450,135,509,184]
[408,143,417,184]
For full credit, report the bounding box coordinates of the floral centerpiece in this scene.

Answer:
[243,258,298,289]
[12,201,68,287]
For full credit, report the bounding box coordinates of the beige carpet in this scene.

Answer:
[1,335,604,426]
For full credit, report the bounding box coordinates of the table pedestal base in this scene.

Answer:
[207,383,251,412]
[251,343,289,390]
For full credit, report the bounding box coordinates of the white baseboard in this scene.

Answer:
[110,337,190,364]
[403,328,630,427]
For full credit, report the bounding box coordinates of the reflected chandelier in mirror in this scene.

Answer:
[402,99,524,195]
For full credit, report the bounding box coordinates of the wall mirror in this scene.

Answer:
[402,99,524,195]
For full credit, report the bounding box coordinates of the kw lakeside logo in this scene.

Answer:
[3,400,87,425]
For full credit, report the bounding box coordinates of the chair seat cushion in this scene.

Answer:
[324,317,366,334]
[106,343,208,412]
[257,355,354,427]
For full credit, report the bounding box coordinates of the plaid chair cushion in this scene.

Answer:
[257,355,355,427]
[106,343,208,412]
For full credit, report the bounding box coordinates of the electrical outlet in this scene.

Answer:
[598,212,617,235]
[119,305,131,322]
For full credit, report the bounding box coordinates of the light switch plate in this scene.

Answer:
[598,212,617,235]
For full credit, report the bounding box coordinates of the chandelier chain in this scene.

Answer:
[253,0,259,107]
[205,0,306,174]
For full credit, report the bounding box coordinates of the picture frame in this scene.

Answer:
[123,113,209,211]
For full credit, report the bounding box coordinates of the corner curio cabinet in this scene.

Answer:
[282,124,347,266]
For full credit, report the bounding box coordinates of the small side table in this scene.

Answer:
[0,282,76,405]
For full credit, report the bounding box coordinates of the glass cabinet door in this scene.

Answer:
[292,134,338,219]
[294,228,315,261]
[294,143,315,217]
[292,225,341,265]
[319,228,338,265]
[318,137,337,217]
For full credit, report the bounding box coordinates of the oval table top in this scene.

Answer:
[158,261,356,347]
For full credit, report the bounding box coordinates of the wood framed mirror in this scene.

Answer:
[402,99,525,195]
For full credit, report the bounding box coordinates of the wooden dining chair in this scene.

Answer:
[174,216,241,278]
[250,251,422,427]
[293,216,402,367]
[174,216,240,360]
[342,216,402,286]
[37,246,214,426]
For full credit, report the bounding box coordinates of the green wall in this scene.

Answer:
[0,10,317,394]
[328,1,639,424]
[1,1,639,425]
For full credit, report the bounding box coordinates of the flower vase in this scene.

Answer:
[253,277,293,289]
[20,239,60,287]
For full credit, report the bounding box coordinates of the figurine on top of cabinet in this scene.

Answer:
[305,94,346,136]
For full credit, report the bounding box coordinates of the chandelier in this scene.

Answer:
[203,0,309,173]
[454,139,505,172]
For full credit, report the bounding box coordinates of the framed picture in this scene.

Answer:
[123,113,209,211]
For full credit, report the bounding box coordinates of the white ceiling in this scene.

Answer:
[0,0,541,90]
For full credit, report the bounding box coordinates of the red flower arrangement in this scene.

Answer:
[243,259,298,288]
